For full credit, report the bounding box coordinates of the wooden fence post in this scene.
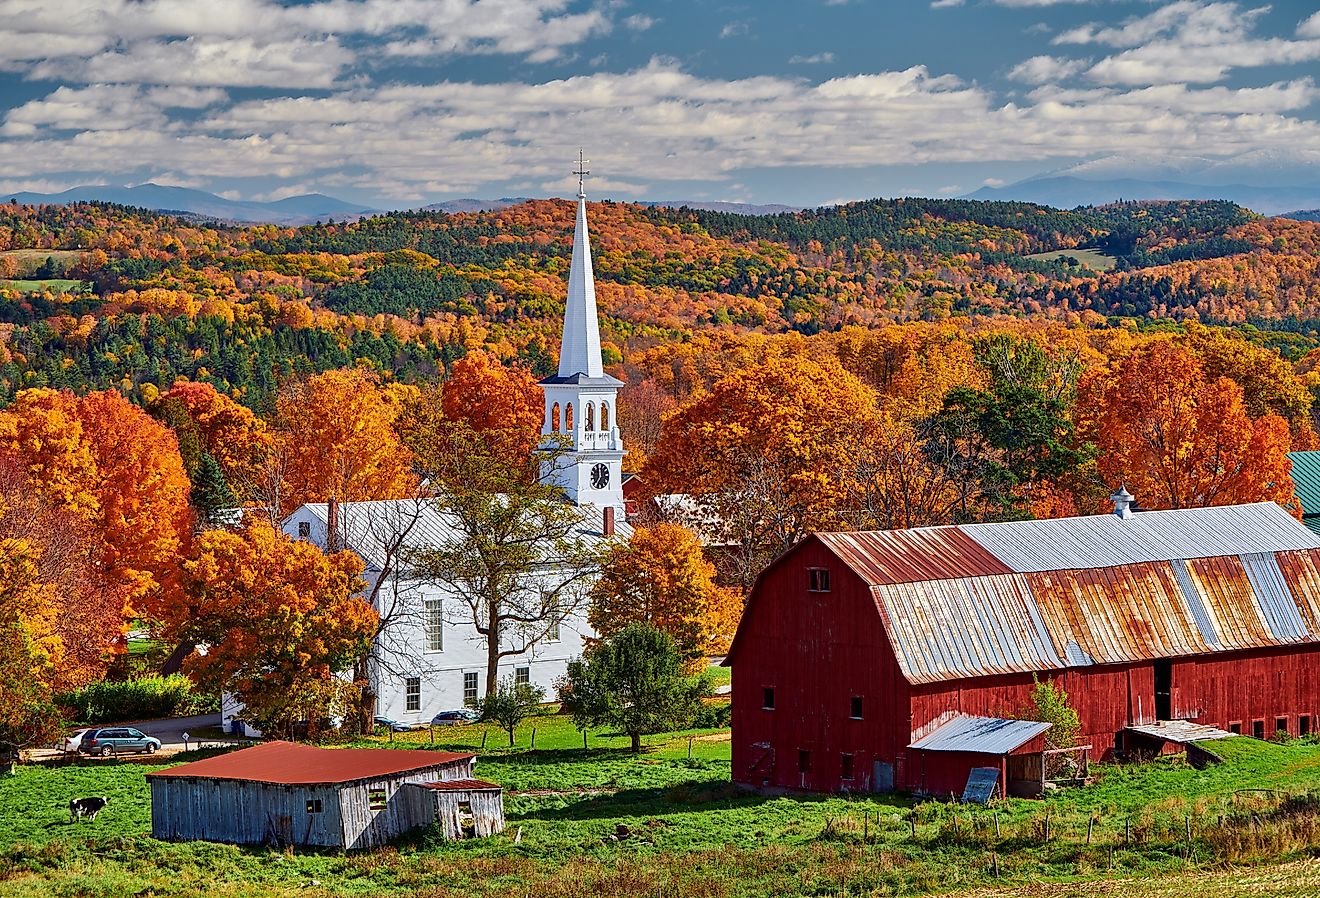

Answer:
[531,728,537,750]
[1087,816,1095,845]
[1044,809,1051,844]
[583,729,588,750]
[993,812,1001,838]
[688,736,694,760]
[481,730,488,750]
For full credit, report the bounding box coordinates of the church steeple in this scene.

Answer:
[557,150,605,379]
[538,150,625,513]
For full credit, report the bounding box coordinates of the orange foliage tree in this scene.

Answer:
[441,351,543,457]
[154,381,271,498]
[644,356,879,590]
[1078,341,1296,511]
[0,388,99,517]
[589,523,742,666]
[77,391,194,621]
[176,518,375,737]
[271,368,417,517]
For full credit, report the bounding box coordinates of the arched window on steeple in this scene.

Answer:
[600,401,610,431]
[585,402,595,432]
[551,402,561,433]
[565,403,574,432]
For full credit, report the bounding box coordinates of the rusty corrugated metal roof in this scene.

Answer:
[415,779,501,791]
[817,529,1012,585]
[804,502,1320,685]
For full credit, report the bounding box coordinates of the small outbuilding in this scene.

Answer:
[146,741,505,849]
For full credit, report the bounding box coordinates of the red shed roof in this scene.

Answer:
[817,529,1012,585]
[145,741,474,785]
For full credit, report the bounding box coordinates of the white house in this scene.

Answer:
[247,167,632,729]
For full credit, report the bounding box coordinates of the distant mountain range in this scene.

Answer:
[1283,210,1320,222]
[967,177,1320,216]
[6,184,802,225]
[5,183,378,226]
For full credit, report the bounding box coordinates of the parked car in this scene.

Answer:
[430,708,481,726]
[62,729,89,754]
[79,727,162,756]
[373,716,413,732]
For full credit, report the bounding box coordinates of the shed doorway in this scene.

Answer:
[1154,660,1172,721]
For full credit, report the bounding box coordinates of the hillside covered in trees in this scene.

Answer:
[3,197,1319,409]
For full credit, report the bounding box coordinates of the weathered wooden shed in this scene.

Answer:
[146,741,505,849]
[728,500,1320,796]
[405,779,506,839]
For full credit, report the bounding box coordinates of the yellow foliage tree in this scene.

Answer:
[589,523,741,666]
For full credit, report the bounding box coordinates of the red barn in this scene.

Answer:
[727,498,1320,797]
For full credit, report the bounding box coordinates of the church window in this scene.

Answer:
[516,667,530,686]
[547,617,561,641]
[565,403,574,431]
[405,677,421,712]
[600,402,610,431]
[424,599,443,652]
[585,402,595,431]
[464,672,479,704]
[551,403,561,433]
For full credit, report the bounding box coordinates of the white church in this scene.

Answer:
[238,170,632,729]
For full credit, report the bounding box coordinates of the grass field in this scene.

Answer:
[5,722,1320,898]
[0,278,85,294]
[1021,248,1118,271]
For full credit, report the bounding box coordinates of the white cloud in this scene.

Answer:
[1008,55,1089,84]
[720,21,749,38]
[0,0,615,86]
[623,14,655,31]
[982,178,1006,187]
[1298,10,1320,39]
[1054,1,1320,86]
[930,0,964,8]
[789,52,835,64]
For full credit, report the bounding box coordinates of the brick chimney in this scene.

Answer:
[603,505,616,537]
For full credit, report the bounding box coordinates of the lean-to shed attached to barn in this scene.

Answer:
[146,741,504,849]
[727,498,1320,796]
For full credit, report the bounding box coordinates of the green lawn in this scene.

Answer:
[5,731,1320,898]
[1020,248,1118,271]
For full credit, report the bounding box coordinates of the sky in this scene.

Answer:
[1,0,1319,208]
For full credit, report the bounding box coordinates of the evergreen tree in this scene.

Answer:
[191,452,236,526]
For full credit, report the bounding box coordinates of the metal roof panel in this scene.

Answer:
[909,715,1051,753]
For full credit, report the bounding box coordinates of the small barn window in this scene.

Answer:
[840,753,855,781]
[464,672,479,704]
[798,749,811,773]
[297,521,311,539]
[1276,717,1289,737]
[369,789,387,810]
[1252,719,1266,740]
[424,600,443,652]
[850,697,863,720]
[762,687,775,710]
[807,568,831,592]
[1229,721,1242,735]
[306,799,323,814]
[1301,715,1312,737]
[405,677,421,712]
[515,667,530,686]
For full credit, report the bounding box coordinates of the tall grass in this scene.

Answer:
[57,675,214,724]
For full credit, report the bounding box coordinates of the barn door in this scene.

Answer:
[872,761,894,793]
[1154,660,1172,721]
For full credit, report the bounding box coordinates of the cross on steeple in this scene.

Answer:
[573,148,590,198]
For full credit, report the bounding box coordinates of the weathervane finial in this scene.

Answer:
[573,148,590,198]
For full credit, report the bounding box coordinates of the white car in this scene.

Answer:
[62,729,89,753]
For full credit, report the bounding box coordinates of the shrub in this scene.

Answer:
[57,675,215,724]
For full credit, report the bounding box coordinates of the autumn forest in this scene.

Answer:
[4,195,1320,741]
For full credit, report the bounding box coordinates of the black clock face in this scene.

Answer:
[591,463,610,490]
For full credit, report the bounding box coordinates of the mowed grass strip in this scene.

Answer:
[6,735,1320,897]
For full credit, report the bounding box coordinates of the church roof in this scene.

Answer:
[296,499,630,573]
[547,181,607,382]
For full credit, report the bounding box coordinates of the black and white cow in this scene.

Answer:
[69,796,108,823]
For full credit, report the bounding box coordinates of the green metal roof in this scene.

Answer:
[1288,451,1320,516]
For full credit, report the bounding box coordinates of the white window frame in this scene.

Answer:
[515,666,530,686]
[463,672,479,704]
[405,677,421,712]
[424,599,443,653]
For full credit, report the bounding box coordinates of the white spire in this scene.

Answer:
[556,150,605,379]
